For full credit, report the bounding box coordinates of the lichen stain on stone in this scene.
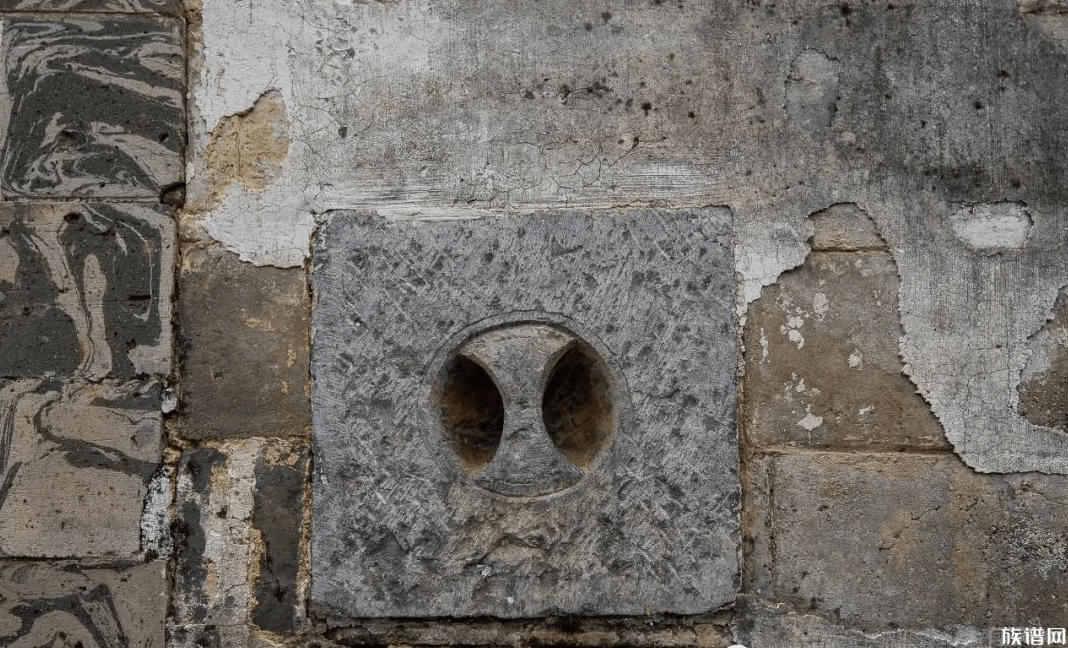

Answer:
[1018,286,1068,433]
[204,89,290,203]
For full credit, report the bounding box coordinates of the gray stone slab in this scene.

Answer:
[0,378,163,558]
[311,209,739,618]
[178,245,310,440]
[0,560,166,647]
[0,202,174,380]
[0,17,183,199]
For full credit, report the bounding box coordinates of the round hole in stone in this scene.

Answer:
[542,344,614,468]
[438,356,505,472]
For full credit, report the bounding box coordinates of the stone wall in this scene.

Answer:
[0,0,1066,646]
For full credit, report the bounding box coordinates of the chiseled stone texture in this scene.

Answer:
[0,379,163,558]
[179,245,310,440]
[749,452,1068,631]
[0,560,166,647]
[312,209,738,618]
[744,204,948,451]
[0,17,183,199]
[0,202,175,380]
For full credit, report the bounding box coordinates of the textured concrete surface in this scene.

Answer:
[312,209,738,618]
[179,245,310,440]
[744,204,949,451]
[0,203,175,380]
[0,379,162,558]
[0,560,166,647]
[0,17,183,199]
[749,452,1068,631]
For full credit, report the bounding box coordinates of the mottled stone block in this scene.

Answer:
[0,202,175,380]
[753,452,1068,630]
[0,0,181,12]
[744,204,947,450]
[178,246,310,439]
[171,440,306,646]
[0,560,166,646]
[0,379,162,558]
[311,209,739,618]
[0,17,183,199]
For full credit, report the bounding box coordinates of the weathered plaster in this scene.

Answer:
[188,0,1068,473]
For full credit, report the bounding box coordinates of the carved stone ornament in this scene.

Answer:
[311,209,739,618]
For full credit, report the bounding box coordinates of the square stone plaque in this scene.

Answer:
[311,209,739,618]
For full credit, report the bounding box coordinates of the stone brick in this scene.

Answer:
[178,246,310,439]
[0,0,181,13]
[0,17,183,199]
[0,202,175,380]
[744,204,948,451]
[0,560,166,646]
[0,379,162,558]
[171,440,307,645]
[311,209,739,618]
[752,451,1068,630]
[251,445,307,635]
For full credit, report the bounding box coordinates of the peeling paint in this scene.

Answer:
[204,89,290,201]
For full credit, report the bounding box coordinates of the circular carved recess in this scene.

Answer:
[438,356,505,472]
[542,344,615,468]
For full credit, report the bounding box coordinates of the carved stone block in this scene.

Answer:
[0,17,183,199]
[311,209,739,618]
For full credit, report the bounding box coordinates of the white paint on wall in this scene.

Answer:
[951,202,1032,251]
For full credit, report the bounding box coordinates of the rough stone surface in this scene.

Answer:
[744,204,948,450]
[0,202,175,380]
[0,560,166,647]
[179,245,310,440]
[312,209,738,618]
[0,379,163,558]
[750,452,1068,631]
[0,17,184,199]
